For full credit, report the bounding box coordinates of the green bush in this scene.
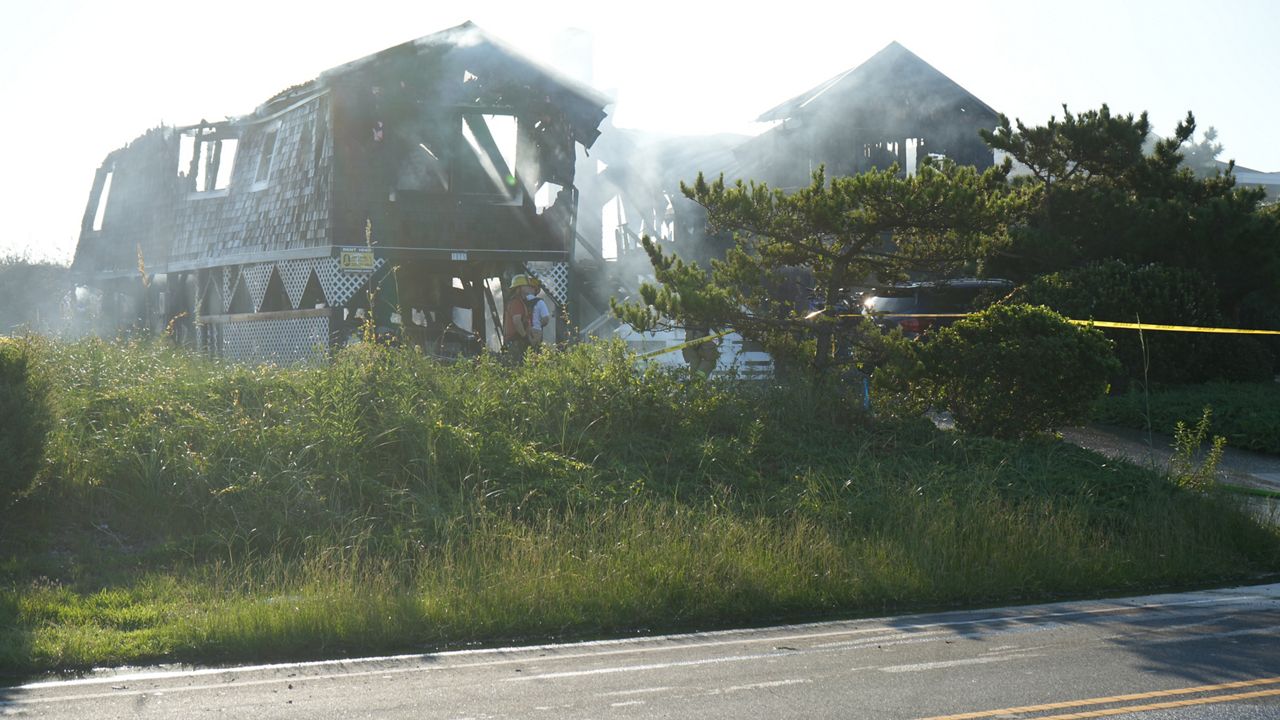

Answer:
[921,304,1119,438]
[0,255,70,335]
[1238,288,1280,376]
[0,338,51,508]
[1009,260,1274,386]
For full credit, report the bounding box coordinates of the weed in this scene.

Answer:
[1170,407,1226,492]
[0,338,1276,674]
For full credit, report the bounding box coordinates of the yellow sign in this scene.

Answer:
[339,248,375,272]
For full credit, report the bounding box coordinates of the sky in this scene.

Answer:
[2,0,1277,263]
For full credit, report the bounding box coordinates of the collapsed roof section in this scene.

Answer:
[73,21,611,280]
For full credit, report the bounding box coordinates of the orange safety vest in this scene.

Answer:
[503,296,529,342]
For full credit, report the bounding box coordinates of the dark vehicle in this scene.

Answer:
[860,278,1014,338]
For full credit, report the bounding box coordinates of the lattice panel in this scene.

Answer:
[278,259,314,310]
[198,272,218,313]
[525,261,569,305]
[315,257,385,307]
[221,266,235,308]
[219,315,330,365]
[226,270,248,311]
[242,263,275,313]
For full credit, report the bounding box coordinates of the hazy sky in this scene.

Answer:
[3,0,1277,262]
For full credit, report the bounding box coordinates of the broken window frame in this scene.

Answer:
[91,166,114,232]
[252,123,281,190]
[452,109,524,205]
[180,124,240,197]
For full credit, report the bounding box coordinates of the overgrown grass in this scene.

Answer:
[2,337,1277,675]
[1094,381,1280,454]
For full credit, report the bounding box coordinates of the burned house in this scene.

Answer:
[72,22,607,362]
[71,32,1001,366]
[577,41,1000,290]
[570,41,999,370]
[571,117,745,336]
[734,41,999,189]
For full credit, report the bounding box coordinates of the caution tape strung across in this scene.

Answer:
[635,315,1280,360]
[847,313,1280,335]
[1063,319,1280,335]
[636,330,734,360]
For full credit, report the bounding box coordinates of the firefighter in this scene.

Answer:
[502,274,533,360]
[526,276,553,347]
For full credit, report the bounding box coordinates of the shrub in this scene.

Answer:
[1008,260,1251,387]
[0,338,51,508]
[921,304,1119,438]
[1237,288,1280,376]
[1093,381,1280,454]
[0,255,70,335]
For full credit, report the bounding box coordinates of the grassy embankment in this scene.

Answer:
[1,337,1277,675]
[1095,381,1280,454]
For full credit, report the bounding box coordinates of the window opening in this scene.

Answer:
[182,132,238,192]
[209,139,237,190]
[535,182,564,214]
[254,128,278,185]
[92,170,113,231]
[601,195,625,260]
[178,134,196,177]
[297,123,312,168]
[457,113,519,197]
[313,115,328,169]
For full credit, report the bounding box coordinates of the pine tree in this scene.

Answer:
[613,161,1030,374]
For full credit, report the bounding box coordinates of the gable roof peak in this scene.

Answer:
[756,40,996,123]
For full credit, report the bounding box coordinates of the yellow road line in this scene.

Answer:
[1031,687,1280,719]
[918,675,1280,719]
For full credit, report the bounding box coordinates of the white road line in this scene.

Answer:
[813,629,953,648]
[503,651,791,682]
[723,679,812,693]
[597,686,676,697]
[880,652,1041,673]
[609,700,647,707]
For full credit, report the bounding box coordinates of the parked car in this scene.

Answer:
[860,279,1014,338]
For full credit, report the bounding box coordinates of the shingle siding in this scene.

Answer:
[170,94,333,266]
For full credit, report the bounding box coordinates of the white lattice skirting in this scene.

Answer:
[215,257,386,313]
[218,315,330,365]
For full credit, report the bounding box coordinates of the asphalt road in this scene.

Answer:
[4,584,1280,719]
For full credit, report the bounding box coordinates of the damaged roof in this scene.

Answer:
[756,41,999,126]
[257,21,610,147]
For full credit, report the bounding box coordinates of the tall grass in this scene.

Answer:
[1,338,1277,674]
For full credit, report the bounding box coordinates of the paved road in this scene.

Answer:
[5,584,1280,719]
[1061,425,1280,493]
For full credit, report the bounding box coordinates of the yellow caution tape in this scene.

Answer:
[637,314,1280,361]
[852,312,1280,335]
[637,330,734,359]
[1065,319,1280,335]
